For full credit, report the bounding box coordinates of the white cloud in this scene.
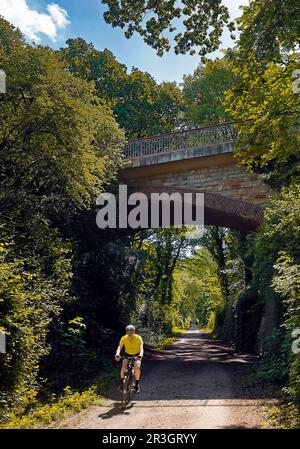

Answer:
[47,3,69,29]
[0,0,70,42]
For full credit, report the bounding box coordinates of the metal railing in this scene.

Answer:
[125,122,236,159]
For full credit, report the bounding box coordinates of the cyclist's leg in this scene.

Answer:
[134,359,141,381]
[119,358,128,391]
[121,358,129,379]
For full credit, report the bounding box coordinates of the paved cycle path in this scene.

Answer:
[57,328,276,429]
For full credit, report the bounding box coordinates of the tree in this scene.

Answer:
[101,0,235,57]
[200,227,229,299]
[132,229,195,334]
[112,68,184,137]
[101,1,300,59]
[61,38,184,138]
[0,15,24,54]
[237,0,300,62]
[60,38,128,95]
[0,34,125,219]
[182,57,235,126]
[224,0,300,187]
[0,17,125,415]
[174,247,224,329]
[225,53,300,183]
[252,186,300,406]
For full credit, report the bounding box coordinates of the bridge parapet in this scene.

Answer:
[125,122,236,159]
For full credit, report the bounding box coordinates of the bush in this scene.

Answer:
[256,329,292,383]
[1,386,99,429]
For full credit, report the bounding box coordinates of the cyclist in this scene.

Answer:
[115,325,144,393]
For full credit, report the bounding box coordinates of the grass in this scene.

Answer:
[1,387,100,429]
[266,400,300,429]
[172,326,187,337]
[153,327,187,350]
[0,367,118,429]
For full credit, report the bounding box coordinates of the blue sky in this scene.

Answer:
[0,0,248,84]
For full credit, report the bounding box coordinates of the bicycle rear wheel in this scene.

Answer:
[121,378,131,409]
[130,377,136,401]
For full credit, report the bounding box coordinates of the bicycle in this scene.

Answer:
[118,355,140,409]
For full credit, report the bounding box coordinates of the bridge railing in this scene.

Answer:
[125,122,236,159]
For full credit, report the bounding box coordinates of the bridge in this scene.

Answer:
[119,123,272,231]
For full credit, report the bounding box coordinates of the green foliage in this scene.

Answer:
[101,0,300,60]
[237,0,300,62]
[260,186,300,262]
[1,362,117,429]
[101,0,235,57]
[0,17,125,420]
[182,58,235,126]
[61,38,184,138]
[225,53,300,184]
[1,1,300,428]
[174,246,224,330]
[256,328,291,383]
[0,28,125,215]
[273,256,300,332]
[1,386,99,429]
[0,239,73,419]
[248,186,300,417]
[224,0,300,187]
[134,229,195,334]
[64,228,197,358]
[141,327,186,350]
[266,187,300,406]
[252,186,300,310]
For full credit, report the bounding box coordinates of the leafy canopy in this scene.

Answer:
[182,57,235,126]
[237,0,300,62]
[101,0,234,57]
[0,22,125,217]
[223,0,300,185]
[61,38,184,137]
[101,0,300,59]
[225,53,300,180]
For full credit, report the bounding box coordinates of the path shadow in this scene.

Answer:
[98,401,135,420]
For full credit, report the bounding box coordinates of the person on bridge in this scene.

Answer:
[115,325,144,393]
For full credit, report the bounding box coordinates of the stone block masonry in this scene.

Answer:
[121,150,272,207]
